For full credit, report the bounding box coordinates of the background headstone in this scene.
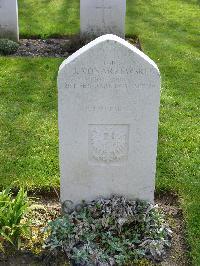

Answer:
[58,35,160,205]
[0,0,19,41]
[80,0,126,38]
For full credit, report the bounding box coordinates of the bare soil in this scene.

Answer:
[156,193,190,266]
[0,193,189,266]
[11,36,142,58]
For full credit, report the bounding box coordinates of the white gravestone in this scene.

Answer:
[0,0,19,41]
[58,35,160,205]
[80,0,126,38]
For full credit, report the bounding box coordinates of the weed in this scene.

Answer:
[0,187,30,251]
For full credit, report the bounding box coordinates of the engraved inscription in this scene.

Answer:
[0,24,8,29]
[87,105,122,112]
[72,66,156,76]
[88,124,129,164]
[95,0,112,27]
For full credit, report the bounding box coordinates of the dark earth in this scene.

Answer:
[11,36,142,58]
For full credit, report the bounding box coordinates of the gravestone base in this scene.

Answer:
[0,29,18,42]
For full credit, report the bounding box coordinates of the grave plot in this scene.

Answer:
[0,0,199,265]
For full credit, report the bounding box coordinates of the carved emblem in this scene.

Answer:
[88,124,129,164]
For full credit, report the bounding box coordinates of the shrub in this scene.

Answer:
[0,187,30,251]
[44,196,172,265]
[0,39,19,55]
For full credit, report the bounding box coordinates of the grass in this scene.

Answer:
[19,0,80,38]
[0,0,199,264]
[0,58,61,189]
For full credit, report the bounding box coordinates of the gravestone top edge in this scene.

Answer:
[58,34,160,74]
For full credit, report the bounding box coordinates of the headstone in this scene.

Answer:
[0,0,19,41]
[58,35,160,206]
[80,0,126,38]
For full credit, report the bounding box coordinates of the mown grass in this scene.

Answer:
[0,58,61,189]
[1,0,200,264]
[127,2,200,264]
[19,0,80,37]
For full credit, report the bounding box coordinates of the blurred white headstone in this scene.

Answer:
[80,0,126,38]
[0,0,19,41]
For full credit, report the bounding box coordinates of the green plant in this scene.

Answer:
[44,196,172,265]
[0,187,30,251]
[0,39,19,55]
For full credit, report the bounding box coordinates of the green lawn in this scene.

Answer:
[1,0,199,264]
[0,58,61,189]
[19,0,80,37]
